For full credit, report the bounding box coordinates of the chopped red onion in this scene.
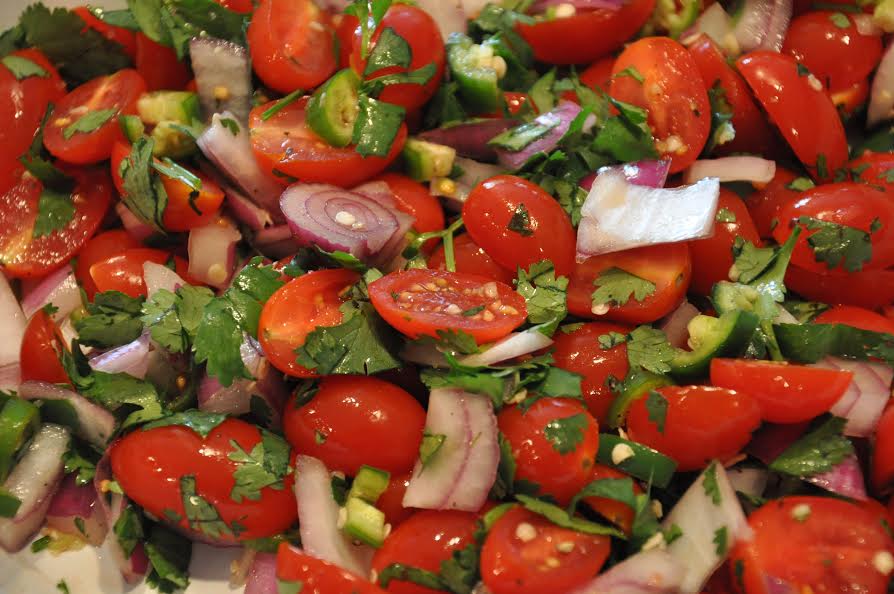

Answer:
[494,102,581,171]
[430,158,506,212]
[225,185,275,230]
[93,455,149,583]
[576,170,720,259]
[868,41,894,128]
[530,0,625,14]
[418,119,519,163]
[21,266,82,322]
[294,455,374,577]
[19,381,116,448]
[806,455,868,501]
[684,157,776,185]
[581,159,672,191]
[352,182,416,266]
[143,261,186,298]
[115,202,154,243]
[244,553,278,594]
[253,225,302,260]
[190,38,253,122]
[0,423,70,552]
[197,113,285,214]
[567,550,686,594]
[0,271,27,370]
[662,462,752,593]
[88,333,151,379]
[682,4,738,55]
[658,301,700,349]
[733,0,793,52]
[188,218,241,289]
[818,357,892,437]
[46,473,108,546]
[459,330,553,367]
[403,388,500,512]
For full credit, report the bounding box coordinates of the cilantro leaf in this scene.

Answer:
[378,564,446,590]
[18,105,74,191]
[507,204,534,236]
[568,477,636,516]
[786,177,815,191]
[63,441,98,486]
[345,0,394,59]
[142,411,227,438]
[704,80,735,154]
[32,187,75,239]
[774,322,894,365]
[713,525,729,557]
[543,413,589,454]
[120,137,168,233]
[489,112,561,152]
[439,541,482,593]
[364,27,410,75]
[614,66,644,83]
[769,416,854,477]
[592,98,658,162]
[591,267,656,308]
[351,95,405,158]
[74,291,144,348]
[1,55,48,79]
[516,494,624,538]
[144,524,191,594]
[127,0,248,60]
[625,326,675,375]
[141,286,215,353]
[702,461,722,505]
[798,215,873,272]
[515,260,568,336]
[645,390,668,434]
[113,504,144,558]
[180,475,238,539]
[598,332,626,349]
[228,430,291,502]
[63,108,116,139]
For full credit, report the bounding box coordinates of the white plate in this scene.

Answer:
[0,2,250,592]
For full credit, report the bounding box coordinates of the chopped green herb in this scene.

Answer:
[716,207,737,223]
[120,137,168,233]
[645,390,668,434]
[613,66,644,83]
[75,290,145,349]
[63,108,116,139]
[797,215,873,272]
[143,411,227,438]
[180,475,237,539]
[352,95,405,157]
[625,326,675,375]
[828,12,850,27]
[260,89,304,121]
[514,259,568,336]
[543,413,589,455]
[32,187,75,238]
[703,462,722,505]
[591,267,656,308]
[145,524,191,593]
[127,0,248,60]
[516,494,623,538]
[1,55,48,79]
[31,535,52,553]
[713,525,729,557]
[228,430,291,502]
[786,177,815,191]
[419,432,446,467]
[377,564,445,590]
[507,203,534,236]
[598,332,627,349]
[770,416,853,477]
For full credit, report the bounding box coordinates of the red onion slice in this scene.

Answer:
[46,474,108,546]
[0,271,27,369]
[0,423,70,552]
[225,185,275,230]
[21,266,82,323]
[577,171,720,259]
[734,0,792,52]
[115,202,154,243]
[353,181,416,266]
[253,225,302,260]
[459,330,554,367]
[244,553,278,594]
[567,549,687,594]
[662,462,752,593]
[868,41,894,128]
[0,363,20,391]
[682,4,738,55]
[806,455,868,501]
[418,119,520,163]
[494,102,582,171]
[403,388,500,512]
[189,38,253,123]
[294,455,374,577]
[818,357,892,437]
[143,261,186,298]
[89,333,151,379]
[188,218,242,289]
[684,157,776,185]
[658,301,700,349]
[19,381,116,448]
[93,455,149,583]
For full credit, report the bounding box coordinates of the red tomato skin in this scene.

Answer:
[374,173,445,248]
[745,167,802,239]
[369,269,527,345]
[247,0,337,94]
[350,5,445,111]
[282,375,425,476]
[462,175,576,277]
[737,51,848,181]
[709,358,853,423]
[772,183,894,273]
[814,305,894,335]
[730,497,894,594]
[278,544,387,593]
[689,189,761,296]
[785,265,894,311]
[377,471,414,528]
[783,11,883,91]
[582,464,641,535]
[498,398,600,505]
[517,0,656,65]
[160,169,225,232]
[873,405,894,492]
[20,310,70,385]
[135,33,191,91]
[0,168,112,279]
[43,69,146,165]
[686,35,777,156]
[371,510,479,594]
[850,151,894,193]
[89,248,182,298]
[73,6,138,59]
[567,243,692,325]
[427,234,515,286]
[480,506,611,594]
[610,37,711,173]
[626,385,761,471]
[831,79,870,116]
[551,321,632,425]
[75,230,141,299]
[110,419,298,542]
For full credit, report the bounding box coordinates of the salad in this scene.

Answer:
[2,0,894,592]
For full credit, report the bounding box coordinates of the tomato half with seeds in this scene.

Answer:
[258,268,359,378]
[814,305,894,335]
[249,97,407,188]
[498,398,599,505]
[737,51,848,180]
[279,544,387,594]
[480,506,611,594]
[110,418,298,543]
[745,167,803,239]
[517,0,655,65]
[0,168,112,279]
[462,175,576,277]
[369,269,526,344]
[247,0,337,93]
[427,234,515,286]
[90,248,189,298]
[282,375,425,476]
[772,182,894,273]
[567,243,692,325]
[20,309,69,385]
[371,510,479,594]
[710,359,853,423]
[626,385,761,471]
[610,37,710,173]
[730,497,894,594]
[551,321,632,425]
[43,69,146,165]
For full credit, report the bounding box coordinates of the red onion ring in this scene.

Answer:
[418,119,520,163]
[21,266,82,322]
[46,473,108,546]
[244,553,278,594]
[19,381,117,448]
[88,333,151,379]
[495,102,581,171]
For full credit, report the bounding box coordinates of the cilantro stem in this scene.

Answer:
[442,218,464,273]
[761,320,785,362]
[261,89,304,121]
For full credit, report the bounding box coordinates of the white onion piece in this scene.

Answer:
[294,455,374,577]
[143,261,186,299]
[576,170,720,260]
[115,202,154,242]
[459,330,553,367]
[868,41,894,128]
[403,389,499,512]
[726,467,768,499]
[46,474,108,546]
[662,462,752,593]
[568,550,687,594]
[806,455,868,501]
[829,358,892,437]
[244,552,278,594]
[93,455,150,583]
[188,218,241,289]
[197,113,285,214]
[88,334,151,379]
[19,381,116,448]
[0,363,20,390]
[682,4,739,55]
[0,423,70,552]
[21,267,82,323]
[684,157,776,185]
[734,0,792,52]
[189,38,253,122]
[414,0,466,39]
[658,301,700,349]
[854,13,883,36]
[399,341,449,369]
[430,158,506,212]
[0,271,26,369]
